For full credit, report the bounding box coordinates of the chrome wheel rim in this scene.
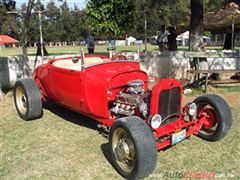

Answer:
[15,86,27,115]
[112,128,136,173]
[198,104,218,136]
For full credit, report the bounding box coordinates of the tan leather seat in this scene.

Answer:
[52,57,105,71]
[85,57,104,65]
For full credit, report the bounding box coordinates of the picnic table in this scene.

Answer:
[185,51,240,92]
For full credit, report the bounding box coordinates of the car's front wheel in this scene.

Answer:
[14,78,43,120]
[109,116,157,179]
[194,94,232,141]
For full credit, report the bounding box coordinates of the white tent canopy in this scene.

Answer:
[177,31,210,40]
[127,36,136,45]
[177,31,211,46]
[177,31,189,39]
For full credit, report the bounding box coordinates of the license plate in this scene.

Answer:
[171,129,186,145]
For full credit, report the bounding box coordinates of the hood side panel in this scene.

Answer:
[83,61,148,119]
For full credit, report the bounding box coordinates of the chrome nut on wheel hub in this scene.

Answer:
[116,138,133,161]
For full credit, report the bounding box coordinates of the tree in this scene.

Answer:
[59,2,72,42]
[44,1,62,43]
[22,0,35,77]
[0,1,19,38]
[189,0,204,51]
[204,0,225,11]
[86,0,135,37]
[133,0,190,40]
[150,0,190,27]
[26,0,45,46]
[188,0,237,51]
[0,5,7,34]
[70,5,88,41]
[1,13,19,37]
[1,0,16,11]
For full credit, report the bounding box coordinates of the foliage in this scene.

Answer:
[204,0,225,12]
[0,0,16,11]
[14,1,88,45]
[134,0,190,37]
[203,31,212,38]
[86,0,135,37]
[0,4,19,38]
[44,1,62,43]
[0,0,236,45]
[70,6,88,41]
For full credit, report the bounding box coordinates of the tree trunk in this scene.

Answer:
[22,0,34,77]
[189,0,204,51]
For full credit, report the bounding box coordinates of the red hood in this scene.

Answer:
[84,61,148,88]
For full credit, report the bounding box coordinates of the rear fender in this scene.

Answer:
[33,73,48,101]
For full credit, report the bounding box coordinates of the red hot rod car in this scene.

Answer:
[13,54,232,179]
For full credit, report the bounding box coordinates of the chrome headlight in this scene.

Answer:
[188,103,197,116]
[149,114,162,129]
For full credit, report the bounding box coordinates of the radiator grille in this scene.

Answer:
[158,87,180,125]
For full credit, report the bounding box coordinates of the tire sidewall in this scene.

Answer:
[13,78,42,120]
[109,117,157,179]
[194,94,232,141]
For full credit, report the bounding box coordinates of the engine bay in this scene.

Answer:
[110,79,150,118]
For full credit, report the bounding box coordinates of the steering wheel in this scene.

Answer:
[111,54,127,61]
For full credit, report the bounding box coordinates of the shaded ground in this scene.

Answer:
[1,89,240,179]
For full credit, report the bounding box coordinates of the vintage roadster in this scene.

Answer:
[13,54,232,179]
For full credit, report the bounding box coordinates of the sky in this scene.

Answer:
[15,0,86,9]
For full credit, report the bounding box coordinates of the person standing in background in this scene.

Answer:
[167,26,177,51]
[223,27,233,50]
[157,25,168,51]
[87,34,95,54]
[125,32,128,46]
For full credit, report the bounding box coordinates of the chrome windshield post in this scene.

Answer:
[80,47,85,71]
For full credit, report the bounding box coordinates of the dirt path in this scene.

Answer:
[183,92,240,108]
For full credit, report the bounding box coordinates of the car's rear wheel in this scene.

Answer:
[109,116,157,179]
[194,94,232,141]
[14,78,43,120]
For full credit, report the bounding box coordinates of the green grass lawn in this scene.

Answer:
[1,45,156,57]
[1,88,240,179]
[1,45,239,57]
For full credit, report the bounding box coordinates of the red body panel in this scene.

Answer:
[34,57,148,122]
[84,62,148,119]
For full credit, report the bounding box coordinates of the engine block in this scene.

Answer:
[111,80,148,117]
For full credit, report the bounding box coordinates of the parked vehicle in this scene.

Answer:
[13,54,232,179]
